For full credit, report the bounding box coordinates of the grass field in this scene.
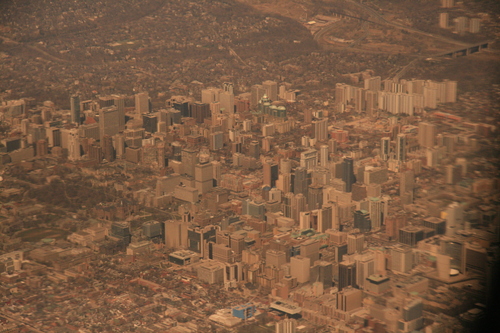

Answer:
[17,227,70,242]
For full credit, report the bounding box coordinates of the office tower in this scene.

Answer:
[396,134,406,162]
[219,90,234,114]
[337,287,362,312]
[354,210,371,233]
[338,260,357,290]
[293,167,308,196]
[399,298,424,332]
[291,193,307,222]
[291,256,310,283]
[313,118,328,141]
[418,122,436,148]
[67,129,81,161]
[188,225,216,258]
[369,197,385,230]
[110,222,131,245]
[469,17,480,33]
[300,149,317,170]
[319,204,335,232]
[380,137,390,161]
[251,84,266,107]
[102,135,115,162]
[197,261,225,284]
[181,148,198,177]
[70,94,81,124]
[307,185,323,210]
[300,239,320,263]
[191,102,210,123]
[141,221,162,241]
[99,106,120,143]
[342,157,356,192]
[385,213,407,240]
[347,233,365,254]
[135,92,149,114]
[446,202,464,232]
[351,183,367,202]
[142,113,158,133]
[319,145,329,167]
[283,192,294,218]
[35,140,48,157]
[391,246,413,273]
[263,160,279,187]
[195,162,213,194]
[164,220,187,249]
[111,94,126,131]
[400,170,415,195]
[243,199,266,220]
[398,226,425,247]
[248,140,260,159]
[311,261,333,287]
[210,131,224,150]
[262,80,278,101]
[201,88,220,104]
[439,12,449,29]
[266,250,287,268]
[445,164,462,185]
[275,318,297,333]
[355,252,374,289]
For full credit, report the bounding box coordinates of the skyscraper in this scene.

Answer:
[338,260,357,290]
[70,94,81,125]
[135,92,149,115]
[99,106,120,143]
[293,167,308,196]
[418,122,436,149]
[380,137,390,161]
[342,157,356,192]
[396,133,406,162]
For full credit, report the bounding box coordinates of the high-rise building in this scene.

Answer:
[266,250,287,268]
[142,113,158,133]
[396,133,406,162]
[262,80,278,101]
[188,225,216,258]
[190,102,210,123]
[469,17,480,33]
[439,12,449,29]
[70,94,81,124]
[342,157,356,192]
[248,141,260,159]
[391,246,413,274]
[291,193,307,223]
[67,129,81,161]
[313,118,328,142]
[195,162,213,194]
[250,84,266,107]
[110,222,131,245]
[293,167,308,196]
[380,137,390,161]
[354,210,371,233]
[181,148,198,177]
[263,160,279,187]
[275,318,297,333]
[291,255,310,283]
[338,260,357,290]
[418,122,436,149]
[300,149,318,170]
[99,106,120,142]
[347,233,365,255]
[135,92,149,114]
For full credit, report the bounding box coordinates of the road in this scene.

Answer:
[346,0,470,47]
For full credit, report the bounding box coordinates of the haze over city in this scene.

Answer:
[0,0,499,332]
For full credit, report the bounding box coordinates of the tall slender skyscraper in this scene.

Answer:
[135,92,149,115]
[396,134,407,162]
[380,137,390,161]
[342,157,356,192]
[70,95,81,125]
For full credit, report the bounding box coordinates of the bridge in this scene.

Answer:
[436,41,492,58]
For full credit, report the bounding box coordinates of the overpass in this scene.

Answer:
[436,41,492,58]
